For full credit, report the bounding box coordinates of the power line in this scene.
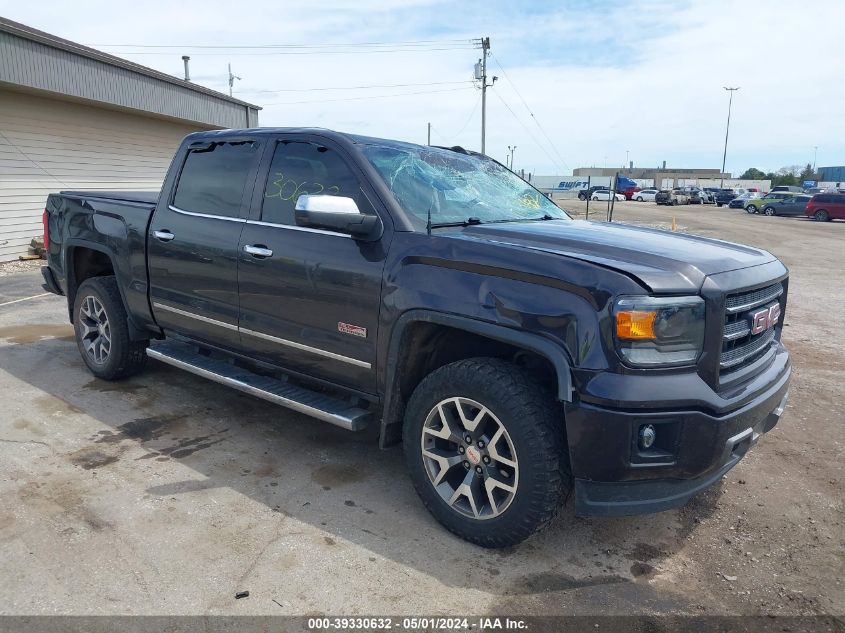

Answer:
[238,80,473,94]
[490,53,570,171]
[97,47,474,57]
[430,94,482,143]
[93,38,475,49]
[260,85,474,106]
[491,90,565,173]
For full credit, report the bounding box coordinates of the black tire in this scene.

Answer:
[814,209,829,222]
[73,276,148,380]
[746,204,758,214]
[763,206,776,216]
[578,193,586,201]
[716,203,723,207]
[672,199,679,206]
[403,358,569,548]
[636,196,643,202]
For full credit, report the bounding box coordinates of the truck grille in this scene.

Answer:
[720,282,783,373]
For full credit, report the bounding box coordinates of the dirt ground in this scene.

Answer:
[0,202,842,620]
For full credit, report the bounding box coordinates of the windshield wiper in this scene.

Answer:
[428,216,483,229]
[484,214,559,224]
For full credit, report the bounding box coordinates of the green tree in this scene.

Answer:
[800,163,815,180]
[739,167,767,179]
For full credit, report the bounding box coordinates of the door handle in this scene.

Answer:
[153,229,175,242]
[243,244,273,258]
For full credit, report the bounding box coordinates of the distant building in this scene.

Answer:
[0,17,261,261]
[573,166,731,184]
[818,166,845,183]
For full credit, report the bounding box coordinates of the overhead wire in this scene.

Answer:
[490,52,570,172]
[260,85,475,106]
[491,90,566,174]
[238,80,473,94]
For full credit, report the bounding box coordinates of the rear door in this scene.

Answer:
[148,138,262,350]
[236,134,391,393]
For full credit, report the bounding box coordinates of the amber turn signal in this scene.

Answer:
[616,310,657,339]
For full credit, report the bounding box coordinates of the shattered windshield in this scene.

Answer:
[361,144,569,227]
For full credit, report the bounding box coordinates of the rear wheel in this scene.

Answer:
[764,206,776,216]
[746,204,758,214]
[814,209,830,221]
[73,276,148,380]
[403,358,569,548]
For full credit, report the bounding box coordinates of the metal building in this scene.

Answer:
[0,17,261,261]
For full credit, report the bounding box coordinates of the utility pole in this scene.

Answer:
[507,145,517,171]
[813,145,818,172]
[626,150,630,170]
[427,122,431,146]
[228,63,241,97]
[720,87,740,188]
[475,37,496,155]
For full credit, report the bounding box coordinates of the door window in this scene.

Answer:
[173,141,259,218]
[261,141,374,225]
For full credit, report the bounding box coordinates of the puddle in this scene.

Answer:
[0,324,74,344]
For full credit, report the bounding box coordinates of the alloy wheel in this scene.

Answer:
[420,397,519,520]
[78,295,111,365]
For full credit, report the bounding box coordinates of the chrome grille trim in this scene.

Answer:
[723,320,751,341]
[725,283,783,314]
[720,328,775,369]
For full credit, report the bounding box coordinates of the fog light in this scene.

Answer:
[639,424,656,450]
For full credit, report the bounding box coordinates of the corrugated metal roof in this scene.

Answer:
[0,17,261,129]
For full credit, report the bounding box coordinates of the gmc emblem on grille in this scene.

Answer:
[750,304,781,335]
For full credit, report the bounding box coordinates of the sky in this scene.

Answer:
[2,0,844,177]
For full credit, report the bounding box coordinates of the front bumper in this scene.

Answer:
[568,347,791,517]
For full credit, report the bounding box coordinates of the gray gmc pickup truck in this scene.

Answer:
[41,128,791,547]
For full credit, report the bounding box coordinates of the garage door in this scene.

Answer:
[0,89,206,261]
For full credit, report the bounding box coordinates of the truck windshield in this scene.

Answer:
[361,144,569,227]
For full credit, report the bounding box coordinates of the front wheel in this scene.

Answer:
[403,358,569,548]
[578,194,586,201]
[636,196,643,202]
[73,276,148,380]
[814,209,830,221]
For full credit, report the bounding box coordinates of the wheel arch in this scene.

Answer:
[65,241,147,341]
[379,310,574,448]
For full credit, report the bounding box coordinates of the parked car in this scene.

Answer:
[655,189,690,205]
[761,194,812,216]
[41,127,791,547]
[745,192,798,214]
[714,189,737,207]
[805,193,845,221]
[728,192,759,209]
[770,185,804,194]
[679,186,710,204]
[591,190,625,201]
[633,189,659,202]
[578,186,609,201]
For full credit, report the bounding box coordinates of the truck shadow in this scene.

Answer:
[0,333,721,610]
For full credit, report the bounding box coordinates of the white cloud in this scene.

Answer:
[2,0,843,175]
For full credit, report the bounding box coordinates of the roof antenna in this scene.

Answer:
[426,204,432,236]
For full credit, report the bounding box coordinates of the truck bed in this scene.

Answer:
[59,190,160,205]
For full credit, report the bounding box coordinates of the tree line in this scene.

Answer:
[739,164,816,187]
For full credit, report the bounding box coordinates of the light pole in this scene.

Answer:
[720,87,740,188]
[625,149,629,169]
[813,146,818,172]
[507,145,517,170]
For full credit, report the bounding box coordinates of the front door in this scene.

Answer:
[148,138,261,350]
[237,136,390,393]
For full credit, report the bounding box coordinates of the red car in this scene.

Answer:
[805,193,845,221]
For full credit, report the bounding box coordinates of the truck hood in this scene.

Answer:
[456,219,776,293]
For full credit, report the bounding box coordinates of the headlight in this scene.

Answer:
[613,296,705,367]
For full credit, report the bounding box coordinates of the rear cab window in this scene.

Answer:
[172,141,260,218]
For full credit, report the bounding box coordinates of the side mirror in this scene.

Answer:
[294,195,382,241]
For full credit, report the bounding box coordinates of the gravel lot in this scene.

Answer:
[0,202,842,619]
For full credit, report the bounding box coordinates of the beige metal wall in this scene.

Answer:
[0,89,205,261]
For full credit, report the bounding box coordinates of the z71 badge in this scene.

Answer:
[338,322,367,338]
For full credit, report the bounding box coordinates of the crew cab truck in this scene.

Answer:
[41,128,792,548]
